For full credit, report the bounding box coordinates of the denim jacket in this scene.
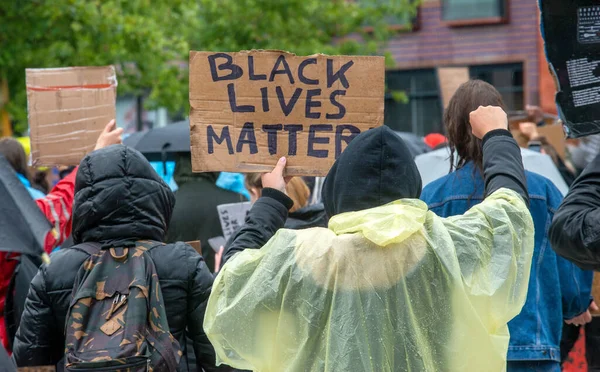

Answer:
[421,162,593,362]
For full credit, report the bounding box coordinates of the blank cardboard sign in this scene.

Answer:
[26,66,117,166]
[437,67,470,109]
[189,50,385,176]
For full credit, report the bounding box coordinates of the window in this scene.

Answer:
[358,0,420,32]
[384,69,443,136]
[469,63,524,111]
[442,0,506,25]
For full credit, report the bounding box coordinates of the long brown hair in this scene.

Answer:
[245,173,310,212]
[0,137,29,179]
[445,80,506,172]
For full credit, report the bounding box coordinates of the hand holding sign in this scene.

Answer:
[261,157,291,194]
[94,120,124,151]
[469,106,508,139]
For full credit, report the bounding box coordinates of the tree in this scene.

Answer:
[1,0,418,135]
[0,0,195,135]
[190,0,418,65]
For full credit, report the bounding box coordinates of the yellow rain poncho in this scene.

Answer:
[205,188,534,372]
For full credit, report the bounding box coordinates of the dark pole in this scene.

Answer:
[136,95,143,131]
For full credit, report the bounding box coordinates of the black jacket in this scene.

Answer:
[285,203,327,230]
[12,145,222,372]
[223,126,528,263]
[166,155,245,271]
[550,150,600,270]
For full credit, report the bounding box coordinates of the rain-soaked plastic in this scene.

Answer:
[205,189,534,372]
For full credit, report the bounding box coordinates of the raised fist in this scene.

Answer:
[469,106,508,140]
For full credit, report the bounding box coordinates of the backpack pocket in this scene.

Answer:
[65,355,150,371]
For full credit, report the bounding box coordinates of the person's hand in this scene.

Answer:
[214,246,224,273]
[592,301,599,313]
[469,106,508,139]
[261,157,291,193]
[565,301,598,326]
[526,104,544,124]
[94,119,123,151]
[519,122,540,140]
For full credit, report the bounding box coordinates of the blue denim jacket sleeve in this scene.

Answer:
[546,181,594,319]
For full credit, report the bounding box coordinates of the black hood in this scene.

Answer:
[322,126,422,217]
[72,145,175,245]
[285,203,328,230]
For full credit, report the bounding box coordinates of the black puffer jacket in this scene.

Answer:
[12,145,223,371]
[550,150,600,270]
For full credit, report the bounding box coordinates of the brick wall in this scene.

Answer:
[386,0,541,104]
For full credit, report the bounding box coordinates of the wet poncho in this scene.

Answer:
[204,188,534,372]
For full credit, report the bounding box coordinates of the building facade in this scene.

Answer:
[384,0,553,135]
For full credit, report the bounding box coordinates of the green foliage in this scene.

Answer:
[0,0,194,134]
[1,0,418,135]
[390,89,409,104]
[191,0,418,57]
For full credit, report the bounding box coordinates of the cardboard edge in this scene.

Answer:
[189,50,386,60]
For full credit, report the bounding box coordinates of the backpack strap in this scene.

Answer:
[70,242,102,257]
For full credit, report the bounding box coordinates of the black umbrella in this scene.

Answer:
[0,155,51,262]
[122,130,147,149]
[124,120,191,161]
[0,342,15,372]
[394,132,430,158]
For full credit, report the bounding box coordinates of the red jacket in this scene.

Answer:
[0,168,77,351]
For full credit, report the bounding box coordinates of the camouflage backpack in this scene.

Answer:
[64,241,181,371]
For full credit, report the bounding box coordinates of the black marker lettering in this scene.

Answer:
[269,55,295,84]
[208,53,243,82]
[327,59,354,89]
[207,125,234,154]
[236,122,258,154]
[284,124,302,156]
[308,124,332,158]
[260,87,270,112]
[326,90,346,119]
[298,58,319,85]
[335,125,360,158]
[262,124,283,155]
[228,83,255,113]
[305,89,322,119]
[276,86,302,116]
[249,56,267,80]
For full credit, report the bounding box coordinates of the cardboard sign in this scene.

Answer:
[509,114,566,159]
[26,66,117,166]
[189,51,385,176]
[186,240,202,256]
[592,272,600,316]
[511,124,566,159]
[540,0,600,137]
[217,201,251,241]
[437,67,470,109]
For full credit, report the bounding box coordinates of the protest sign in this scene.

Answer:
[217,201,251,241]
[540,0,600,137]
[437,67,470,109]
[509,114,566,159]
[189,50,385,176]
[186,240,202,256]
[26,66,117,165]
[592,272,600,316]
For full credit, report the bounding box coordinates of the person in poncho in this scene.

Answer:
[205,106,535,372]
